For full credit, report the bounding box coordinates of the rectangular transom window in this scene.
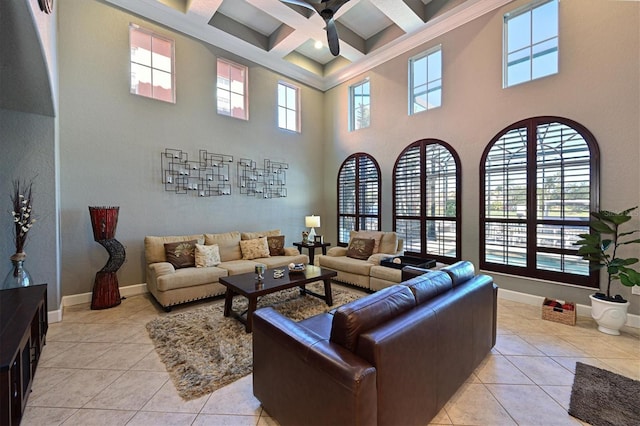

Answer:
[217,58,248,120]
[130,24,175,103]
[349,79,370,131]
[278,82,299,132]
[503,0,558,88]
[409,45,442,114]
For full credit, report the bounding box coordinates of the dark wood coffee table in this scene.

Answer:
[219,265,337,333]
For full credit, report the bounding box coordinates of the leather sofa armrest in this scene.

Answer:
[253,307,377,425]
[401,265,431,281]
[326,246,348,257]
[148,262,176,277]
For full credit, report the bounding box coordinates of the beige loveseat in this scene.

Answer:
[316,231,405,291]
[144,229,308,311]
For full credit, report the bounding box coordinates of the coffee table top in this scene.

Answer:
[219,264,337,297]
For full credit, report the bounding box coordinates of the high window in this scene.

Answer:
[480,117,600,287]
[349,80,370,131]
[504,0,558,87]
[393,140,460,262]
[409,46,442,114]
[129,24,175,103]
[337,153,381,245]
[217,58,248,120]
[278,82,299,132]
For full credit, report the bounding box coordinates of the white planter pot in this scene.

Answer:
[589,294,630,335]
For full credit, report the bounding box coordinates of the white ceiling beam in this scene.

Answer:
[185,0,223,22]
[370,0,425,33]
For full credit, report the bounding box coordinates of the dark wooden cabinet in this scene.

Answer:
[0,284,48,426]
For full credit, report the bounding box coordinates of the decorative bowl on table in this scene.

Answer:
[288,263,306,274]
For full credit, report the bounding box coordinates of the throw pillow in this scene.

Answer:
[164,240,198,269]
[240,237,270,260]
[267,235,285,256]
[350,230,384,253]
[195,244,221,268]
[346,238,375,260]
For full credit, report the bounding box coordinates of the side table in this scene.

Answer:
[293,241,331,264]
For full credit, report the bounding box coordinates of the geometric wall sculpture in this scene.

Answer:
[237,158,288,198]
[161,148,233,197]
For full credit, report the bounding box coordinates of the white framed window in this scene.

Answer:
[409,45,442,114]
[349,79,370,131]
[217,58,248,120]
[503,0,558,88]
[277,82,299,132]
[129,24,175,103]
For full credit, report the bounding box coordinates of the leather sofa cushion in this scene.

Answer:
[441,260,475,287]
[204,231,242,262]
[330,285,416,352]
[403,271,453,304]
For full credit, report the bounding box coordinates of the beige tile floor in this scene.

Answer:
[22,287,639,426]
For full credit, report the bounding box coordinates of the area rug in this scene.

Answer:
[146,282,361,400]
[568,362,640,426]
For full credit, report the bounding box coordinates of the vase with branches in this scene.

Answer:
[2,179,36,289]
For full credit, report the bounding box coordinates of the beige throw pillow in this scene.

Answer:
[195,244,221,267]
[240,237,270,260]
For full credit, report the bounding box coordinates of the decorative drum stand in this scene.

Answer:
[89,206,126,309]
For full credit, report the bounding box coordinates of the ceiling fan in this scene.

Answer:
[281,0,351,56]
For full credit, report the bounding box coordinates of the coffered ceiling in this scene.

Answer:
[104,0,513,90]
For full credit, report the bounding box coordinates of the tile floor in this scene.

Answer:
[22,286,639,426]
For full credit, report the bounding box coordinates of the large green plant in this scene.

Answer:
[575,206,640,300]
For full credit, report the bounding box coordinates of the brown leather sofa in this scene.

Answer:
[252,260,497,426]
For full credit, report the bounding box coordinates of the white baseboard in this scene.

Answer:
[497,288,640,329]
[48,283,148,323]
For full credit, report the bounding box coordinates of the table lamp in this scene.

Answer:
[305,215,320,242]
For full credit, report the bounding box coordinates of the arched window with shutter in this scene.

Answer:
[480,116,600,287]
[337,153,381,245]
[393,140,461,262]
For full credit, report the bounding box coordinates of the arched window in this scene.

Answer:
[480,116,600,287]
[337,153,381,245]
[393,140,461,262]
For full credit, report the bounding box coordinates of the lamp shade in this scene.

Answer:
[305,215,320,228]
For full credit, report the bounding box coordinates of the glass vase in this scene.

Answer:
[2,254,33,289]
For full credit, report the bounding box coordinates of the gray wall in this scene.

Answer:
[322,0,640,314]
[0,0,60,310]
[58,0,326,297]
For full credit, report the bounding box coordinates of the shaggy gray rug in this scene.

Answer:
[146,283,361,400]
[568,362,640,426]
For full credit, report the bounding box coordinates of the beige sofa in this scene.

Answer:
[144,229,308,311]
[316,231,406,291]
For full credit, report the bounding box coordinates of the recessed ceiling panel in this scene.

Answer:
[294,39,337,66]
[339,0,394,40]
[217,0,282,36]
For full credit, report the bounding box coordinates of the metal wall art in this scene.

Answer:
[237,158,288,198]
[161,148,232,197]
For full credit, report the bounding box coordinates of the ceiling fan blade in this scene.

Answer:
[280,0,315,11]
[326,18,340,56]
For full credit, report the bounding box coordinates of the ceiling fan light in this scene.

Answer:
[314,40,323,49]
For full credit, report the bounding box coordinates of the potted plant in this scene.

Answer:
[574,206,640,335]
